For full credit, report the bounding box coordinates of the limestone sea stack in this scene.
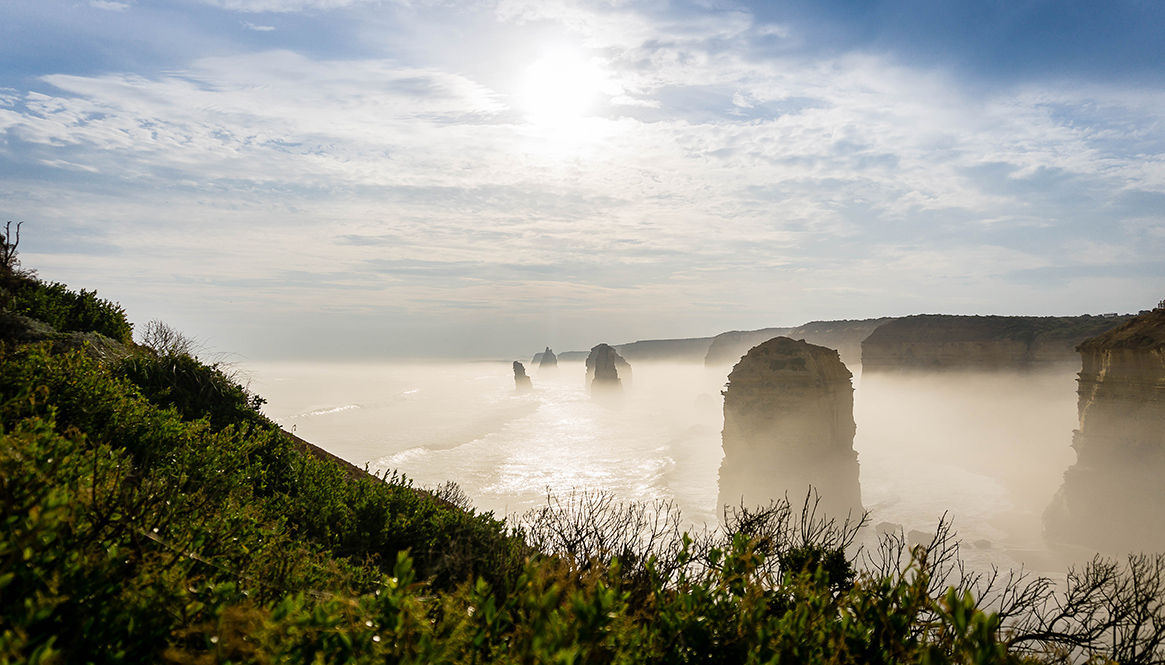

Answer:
[539,347,558,368]
[718,337,863,520]
[585,343,629,392]
[513,361,533,393]
[1044,306,1165,552]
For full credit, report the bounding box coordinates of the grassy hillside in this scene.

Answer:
[2,257,1163,662]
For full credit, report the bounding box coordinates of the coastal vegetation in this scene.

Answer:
[2,237,1164,663]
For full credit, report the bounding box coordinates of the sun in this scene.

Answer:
[518,50,607,126]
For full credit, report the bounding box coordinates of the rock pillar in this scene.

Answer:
[513,361,533,393]
[585,343,627,392]
[539,347,558,368]
[718,337,863,520]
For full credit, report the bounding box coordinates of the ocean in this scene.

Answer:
[242,359,1084,574]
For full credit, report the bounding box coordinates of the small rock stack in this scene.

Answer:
[539,347,558,369]
[513,361,533,393]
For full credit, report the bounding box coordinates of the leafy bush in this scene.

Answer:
[117,350,270,433]
[6,279,133,342]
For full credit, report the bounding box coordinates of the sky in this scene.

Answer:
[2,0,1164,359]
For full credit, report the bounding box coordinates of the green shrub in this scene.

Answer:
[117,351,271,433]
[6,279,133,342]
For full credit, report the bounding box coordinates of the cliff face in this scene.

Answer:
[705,319,888,368]
[861,315,1134,373]
[615,337,713,362]
[718,337,862,519]
[1044,308,1165,552]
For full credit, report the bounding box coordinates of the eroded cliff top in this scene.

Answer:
[728,336,851,385]
[1077,307,1165,351]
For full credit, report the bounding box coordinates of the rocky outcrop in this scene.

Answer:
[513,361,533,392]
[705,319,888,368]
[717,337,862,519]
[1044,308,1165,552]
[861,315,1133,373]
[538,347,558,368]
[585,343,629,392]
[534,350,589,363]
[0,310,132,362]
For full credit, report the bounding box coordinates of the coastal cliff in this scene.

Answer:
[861,315,1133,373]
[705,327,793,366]
[536,338,714,364]
[1044,307,1165,552]
[704,319,888,368]
[615,337,714,362]
[718,337,862,519]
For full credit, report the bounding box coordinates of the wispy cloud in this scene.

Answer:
[89,0,131,11]
[195,0,376,12]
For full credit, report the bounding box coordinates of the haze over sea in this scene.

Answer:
[244,358,1080,574]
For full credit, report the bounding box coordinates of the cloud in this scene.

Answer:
[39,159,100,173]
[194,0,376,12]
[7,53,1161,236]
[89,0,132,11]
[2,0,1163,355]
[242,21,276,31]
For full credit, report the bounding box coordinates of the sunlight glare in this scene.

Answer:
[519,50,607,126]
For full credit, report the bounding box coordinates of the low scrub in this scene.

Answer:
[4,277,133,343]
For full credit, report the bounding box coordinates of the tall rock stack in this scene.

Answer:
[1044,307,1165,552]
[585,343,627,392]
[513,361,533,393]
[539,347,558,369]
[718,337,863,520]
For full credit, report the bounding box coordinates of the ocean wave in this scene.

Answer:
[288,404,361,419]
[287,389,423,420]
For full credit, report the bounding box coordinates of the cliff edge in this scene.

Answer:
[1044,307,1165,552]
[861,314,1133,373]
[705,319,887,369]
